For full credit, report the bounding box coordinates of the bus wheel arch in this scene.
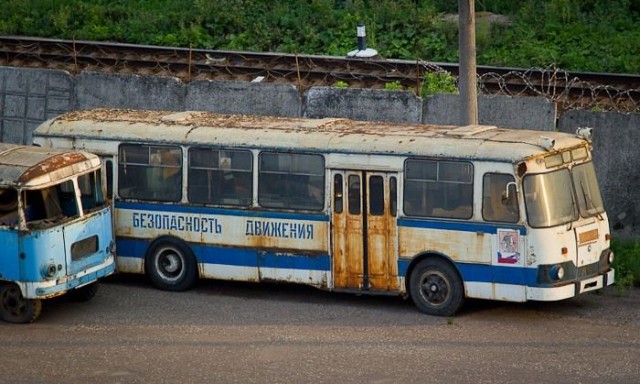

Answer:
[0,283,42,323]
[145,236,198,292]
[406,253,465,317]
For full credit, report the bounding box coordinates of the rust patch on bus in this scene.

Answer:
[18,152,89,184]
[578,229,598,244]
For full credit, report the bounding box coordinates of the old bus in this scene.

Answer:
[0,143,115,323]
[33,109,614,316]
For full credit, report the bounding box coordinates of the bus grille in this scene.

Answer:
[577,263,599,279]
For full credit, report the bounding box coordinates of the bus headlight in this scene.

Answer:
[607,250,614,265]
[107,240,116,255]
[550,265,565,280]
[42,263,57,279]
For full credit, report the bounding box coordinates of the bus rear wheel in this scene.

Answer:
[0,284,42,323]
[409,258,464,317]
[146,239,197,292]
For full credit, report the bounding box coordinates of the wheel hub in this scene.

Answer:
[163,254,180,273]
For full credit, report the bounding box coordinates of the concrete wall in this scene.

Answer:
[1,65,638,237]
[0,67,74,144]
[424,93,557,130]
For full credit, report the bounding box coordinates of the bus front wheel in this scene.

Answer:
[70,282,99,302]
[409,258,464,317]
[0,283,42,323]
[146,239,197,292]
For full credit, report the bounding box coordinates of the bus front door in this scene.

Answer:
[331,170,399,292]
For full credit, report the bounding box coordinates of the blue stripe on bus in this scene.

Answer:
[115,201,330,222]
[119,237,537,286]
[117,238,331,271]
[397,217,527,235]
[398,258,538,286]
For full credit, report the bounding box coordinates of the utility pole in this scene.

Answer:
[458,0,478,125]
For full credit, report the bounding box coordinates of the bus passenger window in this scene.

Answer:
[369,175,384,215]
[118,144,182,202]
[258,152,324,211]
[348,175,361,215]
[188,148,252,206]
[482,173,519,223]
[404,159,473,219]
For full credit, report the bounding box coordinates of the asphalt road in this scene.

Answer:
[1,275,638,384]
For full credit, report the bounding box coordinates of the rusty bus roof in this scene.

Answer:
[34,109,589,163]
[0,143,101,188]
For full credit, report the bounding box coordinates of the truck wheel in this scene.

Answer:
[0,284,42,323]
[409,258,464,317]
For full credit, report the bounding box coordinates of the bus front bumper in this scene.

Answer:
[526,268,615,301]
[18,255,116,300]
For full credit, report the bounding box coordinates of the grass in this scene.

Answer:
[610,238,640,293]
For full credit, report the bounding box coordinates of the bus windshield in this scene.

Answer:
[524,161,604,228]
[572,162,605,218]
[524,169,578,228]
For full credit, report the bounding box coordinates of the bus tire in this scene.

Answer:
[409,258,464,317]
[0,283,42,323]
[146,238,197,292]
[70,282,99,302]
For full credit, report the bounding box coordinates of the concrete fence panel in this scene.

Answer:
[304,87,422,123]
[424,94,557,130]
[0,67,74,144]
[186,81,301,117]
[76,72,185,111]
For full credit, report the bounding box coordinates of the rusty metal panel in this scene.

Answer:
[578,228,598,244]
[366,173,399,292]
[331,171,364,290]
[398,226,492,264]
[0,143,99,188]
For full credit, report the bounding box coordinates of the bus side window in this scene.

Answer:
[105,159,113,199]
[258,152,324,211]
[482,173,519,223]
[404,159,473,219]
[118,144,182,202]
[188,148,253,206]
[0,187,19,227]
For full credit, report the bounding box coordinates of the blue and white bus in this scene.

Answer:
[33,109,614,316]
[0,143,115,323]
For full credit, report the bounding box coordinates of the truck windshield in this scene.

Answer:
[523,161,604,228]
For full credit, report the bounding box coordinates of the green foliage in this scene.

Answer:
[334,81,349,88]
[611,238,640,291]
[421,71,458,97]
[0,0,639,73]
[384,81,404,91]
